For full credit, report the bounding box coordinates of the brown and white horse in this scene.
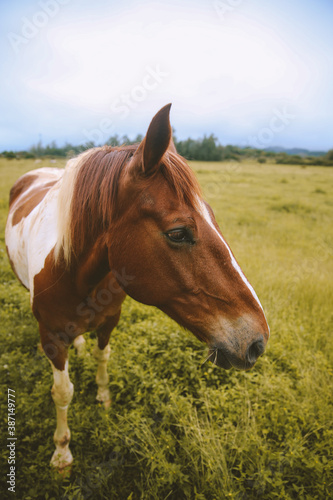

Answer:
[5,104,269,469]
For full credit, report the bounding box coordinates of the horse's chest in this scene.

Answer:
[33,263,126,337]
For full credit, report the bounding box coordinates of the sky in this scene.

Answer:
[0,0,332,152]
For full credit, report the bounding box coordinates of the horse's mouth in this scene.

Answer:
[208,348,232,370]
[208,340,264,370]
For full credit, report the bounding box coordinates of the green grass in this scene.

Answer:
[0,158,333,499]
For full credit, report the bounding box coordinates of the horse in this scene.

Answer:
[5,104,269,470]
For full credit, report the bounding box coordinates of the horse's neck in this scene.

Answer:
[75,237,110,295]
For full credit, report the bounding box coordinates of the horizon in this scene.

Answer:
[1,0,333,152]
[2,133,330,156]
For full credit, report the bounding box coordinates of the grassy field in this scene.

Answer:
[0,157,332,499]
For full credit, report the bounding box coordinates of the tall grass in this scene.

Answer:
[0,158,332,499]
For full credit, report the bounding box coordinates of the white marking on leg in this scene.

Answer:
[73,335,86,357]
[50,360,74,469]
[93,342,111,408]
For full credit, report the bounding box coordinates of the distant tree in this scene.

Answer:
[34,139,43,157]
[325,149,333,162]
[134,134,143,144]
[121,135,131,145]
[22,152,35,159]
[276,154,303,165]
[8,132,330,164]
[221,144,242,161]
[66,150,76,159]
[3,151,16,159]
[176,137,200,160]
[199,135,221,161]
[106,134,120,146]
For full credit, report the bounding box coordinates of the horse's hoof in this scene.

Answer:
[57,463,72,478]
[51,448,73,473]
[96,396,111,409]
[103,399,111,409]
[96,389,111,409]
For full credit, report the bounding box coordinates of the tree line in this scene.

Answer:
[1,133,333,166]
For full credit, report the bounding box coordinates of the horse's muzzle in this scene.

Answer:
[209,335,266,370]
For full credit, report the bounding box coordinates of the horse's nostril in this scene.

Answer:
[246,336,265,366]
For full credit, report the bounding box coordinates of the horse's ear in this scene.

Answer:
[142,103,172,175]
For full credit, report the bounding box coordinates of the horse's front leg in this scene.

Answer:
[40,324,74,469]
[94,313,121,408]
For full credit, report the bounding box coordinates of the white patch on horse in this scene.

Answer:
[198,199,265,314]
[6,212,30,288]
[28,186,61,297]
[5,168,64,299]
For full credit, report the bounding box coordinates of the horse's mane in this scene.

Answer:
[55,145,201,266]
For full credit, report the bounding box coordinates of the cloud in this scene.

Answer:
[1,0,333,150]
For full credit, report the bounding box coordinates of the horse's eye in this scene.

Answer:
[166,228,194,245]
[168,230,186,242]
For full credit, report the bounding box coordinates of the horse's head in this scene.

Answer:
[109,104,269,370]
